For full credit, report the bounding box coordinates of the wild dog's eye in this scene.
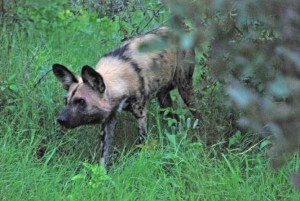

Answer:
[74,98,86,108]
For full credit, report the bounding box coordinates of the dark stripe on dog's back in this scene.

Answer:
[130,61,145,97]
[103,42,145,98]
[103,43,130,61]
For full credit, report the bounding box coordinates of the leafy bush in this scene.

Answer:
[163,0,300,187]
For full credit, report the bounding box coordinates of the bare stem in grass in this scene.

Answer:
[34,69,52,88]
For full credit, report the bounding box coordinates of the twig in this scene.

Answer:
[34,69,52,88]
[238,139,264,155]
[141,5,165,32]
[130,5,165,37]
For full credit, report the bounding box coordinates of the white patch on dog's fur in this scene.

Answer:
[96,58,134,99]
[117,98,128,112]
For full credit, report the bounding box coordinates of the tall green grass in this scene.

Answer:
[0,16,299,201]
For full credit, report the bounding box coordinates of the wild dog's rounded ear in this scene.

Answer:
[81,65,105,93]
[52,64,78,90]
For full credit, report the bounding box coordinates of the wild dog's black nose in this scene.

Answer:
[57,115,67,126]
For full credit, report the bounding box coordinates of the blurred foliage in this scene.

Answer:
[164,0,300,170]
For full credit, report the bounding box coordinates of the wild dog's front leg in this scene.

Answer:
[137,113,147,144]
[131,103,147,144]
[100,116,117,168]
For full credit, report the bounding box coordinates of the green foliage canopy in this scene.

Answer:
[164,0,300,172]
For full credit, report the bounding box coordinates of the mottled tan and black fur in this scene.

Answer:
[53,27,201,168]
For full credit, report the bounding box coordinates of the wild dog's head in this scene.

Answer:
[52,64,112,128]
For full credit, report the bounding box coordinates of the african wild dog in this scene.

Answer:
[52,27,201,168]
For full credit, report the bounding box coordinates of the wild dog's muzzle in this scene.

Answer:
[57,106,76,129]
[56,105,106,129]
[57,113,70,128]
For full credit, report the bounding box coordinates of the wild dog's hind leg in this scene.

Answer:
[177,50,202,121]
[131,102,147,144]
[157,90,179,121]
[178,83,201,121]
[157,90,173,108]
[100,116,117,168]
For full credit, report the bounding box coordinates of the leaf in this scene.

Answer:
[269,77,298,98]
[71,174,86,181]
[186,118,191,129]
[136,144,145,149]
[163,109,170,116]
[167,134,176,145]
[180,32,194,49]
[276,47,300,67]
[9,84,19,93]
[167,118,177,127]
[229,131,241,147]
[82,162,93,170]
[98,166,108,177]
[260,140,271,149]
[193,119,199,129]
[227,84,257,108]
[138,37,167,53]
[8,74,16,81]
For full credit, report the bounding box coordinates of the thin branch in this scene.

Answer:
[238,139,264,155]
[34,69,52,88]
[130,5,165,37]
